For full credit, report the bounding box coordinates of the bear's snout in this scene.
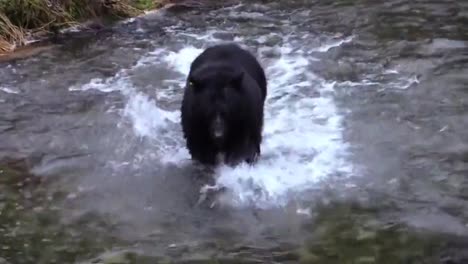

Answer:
[211,114,225,142]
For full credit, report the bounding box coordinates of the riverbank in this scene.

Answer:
[0,0,167,55]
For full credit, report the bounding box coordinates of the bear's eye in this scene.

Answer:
[189,80,204,92]
[188,81,198,90]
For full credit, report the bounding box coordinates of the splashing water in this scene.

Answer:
[211,45,354,208]
[69,31,355,209]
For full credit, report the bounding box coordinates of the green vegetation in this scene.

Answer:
[133,0,159,10]
[0,0,165,53]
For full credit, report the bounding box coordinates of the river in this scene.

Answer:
[1,0,468,263]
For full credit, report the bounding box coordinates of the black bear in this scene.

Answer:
[180,43,267,167]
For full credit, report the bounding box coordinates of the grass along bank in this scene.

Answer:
[0,0,167,54]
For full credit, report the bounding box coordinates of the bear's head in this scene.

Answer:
[186,63,246,145]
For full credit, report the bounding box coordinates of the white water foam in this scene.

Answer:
[0,86,20,94]
[123,92,179,138]
[311,35,354,53]
[69,33,355,209]
[211,45,353,208]
[146,42,352,208]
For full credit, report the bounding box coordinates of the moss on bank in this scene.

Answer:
[0,0,165,54]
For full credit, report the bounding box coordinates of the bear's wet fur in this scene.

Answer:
[180,43,267,167]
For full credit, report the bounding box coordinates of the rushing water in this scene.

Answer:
[1,0,468,263]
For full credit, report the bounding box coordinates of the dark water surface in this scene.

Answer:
[1,0,468,263]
